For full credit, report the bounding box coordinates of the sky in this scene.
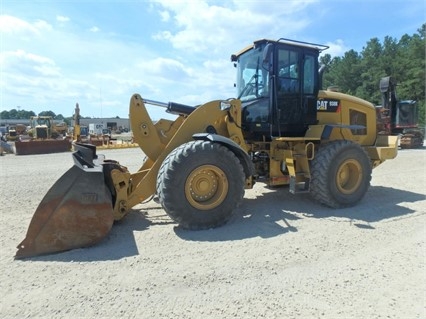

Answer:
[1,0,425,120]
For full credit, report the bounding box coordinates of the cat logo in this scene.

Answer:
[317,99,340,112]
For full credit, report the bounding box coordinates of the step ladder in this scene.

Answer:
[285,146,313,194]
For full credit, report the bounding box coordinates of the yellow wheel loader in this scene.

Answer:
[16,38,399,258]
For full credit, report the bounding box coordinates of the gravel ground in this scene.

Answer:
[0,146,425,319]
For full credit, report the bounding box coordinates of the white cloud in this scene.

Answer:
[1,1,322,116]
[323,39,350,57]
[151,0,317,54]
[2,49,59,75]
[152,30,172,41]
[56,15,70,23]
[1,50,63,103]
[0,13,166,116]
[34,19,53,31]
[159,10,170,22]
[0,2,320,117]
[0,15,39,34]
[233,0,317,15]
[137,57,192,80]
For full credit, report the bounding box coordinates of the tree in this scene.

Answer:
[9,109,18,119]
[396,25,425,124]
[357,38,384,104]
[63,117,72,126]
[0,109,36,119]
[38,111,56,118]
[322,50,362,95]
[0,110,10,119]
[323,24,425,124]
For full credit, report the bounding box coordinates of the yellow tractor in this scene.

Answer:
[16,39,398,258]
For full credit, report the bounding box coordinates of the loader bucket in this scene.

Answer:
[15,143,114,259]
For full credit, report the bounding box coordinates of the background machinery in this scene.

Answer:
[16,38,398,258]
[377,76,424,149]
[5,124,27,141]
[72,103,135,148]
[14,116,71,155]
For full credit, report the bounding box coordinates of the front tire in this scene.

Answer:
[310,140,372,208]
[157,140,245,229]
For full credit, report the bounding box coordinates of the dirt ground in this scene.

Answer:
[0,146,425,319]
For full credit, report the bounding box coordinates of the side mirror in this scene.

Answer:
[262,43,273,73]
[318,65,326,90]
[262,43,273,64]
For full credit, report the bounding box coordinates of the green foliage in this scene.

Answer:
[38,110,56,117]
[1,109,73,126]
[322,24,425,124]
[0,109,36,119]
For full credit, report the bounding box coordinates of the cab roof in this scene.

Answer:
[231,38,329,61]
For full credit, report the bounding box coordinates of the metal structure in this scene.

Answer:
[14,116,71,155]
[377,76,424,149]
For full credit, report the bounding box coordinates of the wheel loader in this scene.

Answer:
[15,38,399,258]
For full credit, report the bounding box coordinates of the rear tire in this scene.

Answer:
[157,140,245,229]
[310,140,372,208]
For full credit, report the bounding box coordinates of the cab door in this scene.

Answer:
[273,45,318,136]
[302,53,319,128]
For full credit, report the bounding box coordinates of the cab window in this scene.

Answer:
[278,49,299,94]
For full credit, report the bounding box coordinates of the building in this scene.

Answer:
[0,119,31,127]
[74,118,131,133]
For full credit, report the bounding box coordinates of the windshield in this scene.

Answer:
[31,117,50,127]
[236,46,269,101]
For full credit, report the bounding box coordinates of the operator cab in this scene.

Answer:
[231,38,328,139]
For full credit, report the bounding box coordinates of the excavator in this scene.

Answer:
[16,38,399,258]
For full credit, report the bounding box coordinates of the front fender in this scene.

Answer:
[192,133,254,178]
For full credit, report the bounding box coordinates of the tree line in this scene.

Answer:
[0,110,111,126]
[321,23,425,124]
[0,110,75,125]
[0,110,65,121]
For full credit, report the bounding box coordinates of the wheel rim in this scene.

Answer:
[185,165,228,210]
[336,159,362,195]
